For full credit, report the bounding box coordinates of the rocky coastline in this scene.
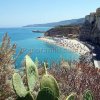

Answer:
[42,8,100,68]
[45,25,81,38]
[79,8,100,45]
[38,37,90,55]
[45,8,100,46]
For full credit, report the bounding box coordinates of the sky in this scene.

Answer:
[0,0,100,27]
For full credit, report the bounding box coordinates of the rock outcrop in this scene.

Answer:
[80,8,100,45]
[45,25,81,38]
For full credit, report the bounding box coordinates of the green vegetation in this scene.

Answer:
[12,55,95,100]
[66,93,77,100]
[45,25,80,38]
[25,55,38,91]
[83,90,93,100]
[0,33,24,99]
[12,73,28,97]
[12,55,60,100]
[36,88,57,100]
[40,63,59,98]
[0,33,100,100]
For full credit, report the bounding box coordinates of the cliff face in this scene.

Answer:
[80,8,100,45]
[45,25,80,38]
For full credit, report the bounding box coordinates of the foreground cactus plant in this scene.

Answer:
[36,87,58,100]
[12,57,59,100]
[83,90,93,100]
[40,63,59,98]
[12,55,94,100]
[16,93,33,100]
[66,93,77,100]
[12,73,28,97]
[12,55,38,99]
[12,73,33,100]
[35,57,39,67]
[25,55,38,91]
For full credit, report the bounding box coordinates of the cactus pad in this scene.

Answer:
[16,93,33,100]
[36,87,58,100]
[83,90,93,100]
[25,55,38,91]
[40,73,59,98]
[66,93,77,100]
[35,57,39,67]
[12,73,28,97]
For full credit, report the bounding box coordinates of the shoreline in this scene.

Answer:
[37,36,90,55]
[38,37,100,68]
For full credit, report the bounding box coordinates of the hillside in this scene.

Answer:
[45,7,100,43]
[24,18,84,27]
[45,25,81,38]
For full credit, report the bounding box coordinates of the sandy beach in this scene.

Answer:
[38,37,90,55]
[38,37,100,68]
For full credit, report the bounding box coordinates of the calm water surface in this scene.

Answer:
[0,27,79,68]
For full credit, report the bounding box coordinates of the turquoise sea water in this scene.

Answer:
[0,27,79,68]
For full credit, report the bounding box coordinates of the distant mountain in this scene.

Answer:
[24,18,85,27]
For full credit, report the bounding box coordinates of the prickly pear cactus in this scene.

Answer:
[44,62,48,74]
[36,87,58,100]
[25,55,38,91]
[66,93,77,100]
[35,57,39,67]
[12,73,28,97]
[83,90,93,100]
[40,63,59,98]
[16,93,33,100]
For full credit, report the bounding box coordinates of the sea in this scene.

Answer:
[0,27,79,68]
